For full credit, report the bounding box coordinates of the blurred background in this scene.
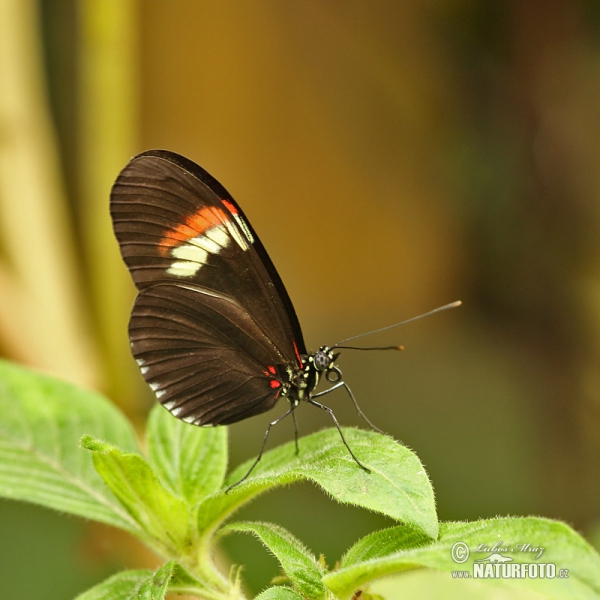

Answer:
[1,0,600,597]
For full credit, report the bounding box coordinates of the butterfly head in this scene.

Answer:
[313,346,339,372]
[308,346,342,387]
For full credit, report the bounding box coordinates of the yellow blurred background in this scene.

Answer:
[1,1,600,597]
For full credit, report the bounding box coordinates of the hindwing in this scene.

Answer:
[130,283,286,425]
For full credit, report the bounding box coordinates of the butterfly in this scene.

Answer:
[110,150,459,489]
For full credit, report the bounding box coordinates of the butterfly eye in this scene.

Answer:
[313,350,332,371]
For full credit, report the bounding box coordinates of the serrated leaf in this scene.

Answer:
[323,517,600,599]
[74,569,153,600]
[254,587,305,600]
[82,436,191,553]
[197,429,437,540]
[221,521,326,599]
[0,360,141,531]
[146,404,227,504]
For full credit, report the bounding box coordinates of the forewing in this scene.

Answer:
[110,150,306,361]
[130,283,286,426]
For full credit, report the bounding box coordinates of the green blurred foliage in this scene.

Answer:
[1,0,600,597]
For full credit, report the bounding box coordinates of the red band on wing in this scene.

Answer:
[293,341,303,367]
[221,199,239,215]
[159,206,228,255]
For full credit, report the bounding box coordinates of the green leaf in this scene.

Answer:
[165,561,224,596]
[221,521,326,599]
[137,562,173,599]
[340,524,431,567]
[198,429,437,540]
[74,569,153,600]
[75,562,211,600]
[81,436,191,554]
[146,404,227,504]
[323,517,600,599]
[368,570,535,600]
[0,360,141,531]
[254,587,305,600]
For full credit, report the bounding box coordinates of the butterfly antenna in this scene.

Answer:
[332,300,462,349]
[335,345,404,351]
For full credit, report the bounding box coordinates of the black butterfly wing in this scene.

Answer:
[130,283,285,425]
[110,150,306,424]
[111,150,306,358]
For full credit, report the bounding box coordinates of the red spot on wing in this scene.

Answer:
[264,365,281,389]
[158,206,229,256]
[221,199,238,215]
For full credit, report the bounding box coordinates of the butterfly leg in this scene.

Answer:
[311,382,384,433]
[306,399,371,473]
[225,403,298,493]
[291,408,300,455]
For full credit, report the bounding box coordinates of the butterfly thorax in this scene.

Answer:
[282,346,340,405]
